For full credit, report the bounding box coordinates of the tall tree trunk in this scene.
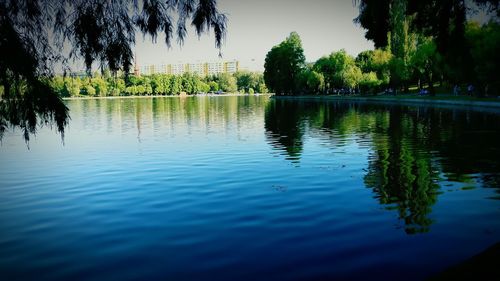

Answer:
[428,72,435,96]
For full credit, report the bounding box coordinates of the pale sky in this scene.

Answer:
[134,0,374,71]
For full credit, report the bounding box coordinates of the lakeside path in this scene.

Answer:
[272,95,500,111]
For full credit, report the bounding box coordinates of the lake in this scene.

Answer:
[0,95,499,281]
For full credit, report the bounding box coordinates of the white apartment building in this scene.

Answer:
[137,60,240,76]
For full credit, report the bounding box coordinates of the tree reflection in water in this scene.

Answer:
[264,99,500,234]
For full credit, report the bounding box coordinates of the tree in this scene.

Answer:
[257,83,268,94]
[0,0,227,142]
[355,50,375,73]
[388,0,415,91]
[359,72,382,94]
[354,0,496,89]
[67,77,82,97]
[313,55,337,92]
[92,77,108,97]
[208,81,219,92]
[371,49,393,86]
[198,81,210,93]
[170,76,182,95]
[354,0,392,48]
[264,32,306,95]
[313,49,360,91]
[410,37,442,95]
[355,0,498,51]
[466,21,500,96]
[342,64,363,90]
[234,71,263,93]
[83,84,96,96]
[297,69,325,94]
[151,75,164,95]
[217,73,237,93]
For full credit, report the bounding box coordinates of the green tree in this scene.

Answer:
[83,84,96,96]
[355,0,495,91]
[170,76,182,95]
[356,49,389,92]
[151,75,164,95]
[359,72,382,94]
[257,83,268,94]
[264,32,306,95]
[410,38,442,95]
[313,55,337,92]
[217,73,237,93]
[136,85,146,95]
[313,49,358,91]
[235,71,252,92]
[388,0,414,91]
[66,77,82,97]
[371,49,393,86]
[51,76,65,93]
[145,84,153,95]
[162,75,172,95]
[115,78,126,95]
[466,21,500,96]
[355,0,497,51]
[208,81,219,92]
[198,81,211,93]
[298,69,325,94]
[234,71,264,93]
[355,50,375,73]
[125,86,136,96]
[342,64,363,90]
[92,77,108,96]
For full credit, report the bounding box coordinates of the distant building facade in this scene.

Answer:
[138,60,240,76]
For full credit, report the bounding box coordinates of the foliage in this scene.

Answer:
[354,0,499,94]
[410,37,442,94]
[48,71,267,97]
[355,0,498,51]
[215,73,238,93]
[359,72,382,93]
[313,49,362,92]
[263,39,391,95]
[297,69,325,94]
[354,0,392,48]
[466,21,500,95]
[208,81,219,92]
[264,32,306,95]
[234,71,265,93]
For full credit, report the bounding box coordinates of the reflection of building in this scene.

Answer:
[139,60,240,76]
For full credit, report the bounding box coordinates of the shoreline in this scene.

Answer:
[62,93,271,101]
[272,95,500,110]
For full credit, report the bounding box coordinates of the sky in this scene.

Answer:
[134,0,374,71]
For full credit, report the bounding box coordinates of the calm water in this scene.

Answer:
[1,96,499,281]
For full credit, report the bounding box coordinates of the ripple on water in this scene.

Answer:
[1,97,500,281]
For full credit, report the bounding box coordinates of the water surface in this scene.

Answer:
[1,96,499,281]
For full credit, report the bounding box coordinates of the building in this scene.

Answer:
[133,53,140,76]
[137,60,240,76]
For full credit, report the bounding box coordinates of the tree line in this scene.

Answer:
[265,1,500,96]
[49,71,268,98]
